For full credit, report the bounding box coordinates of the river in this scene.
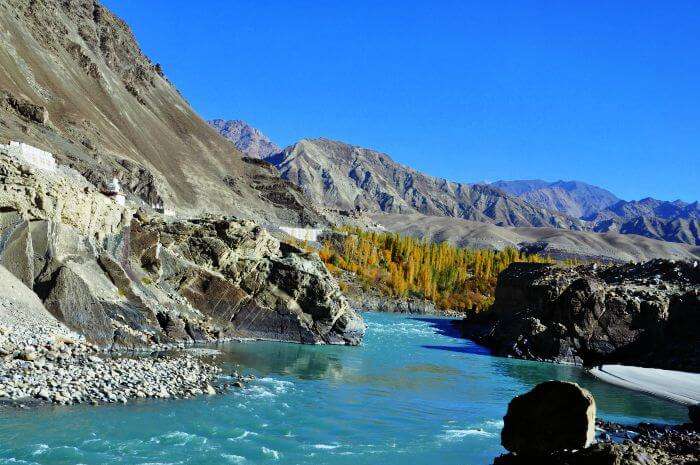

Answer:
[0,312,686,464]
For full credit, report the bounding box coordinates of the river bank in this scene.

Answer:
[0,313,688,465]
[589,365,700,406]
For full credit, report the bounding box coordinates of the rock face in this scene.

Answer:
[266,139,583,229]
[0,0,325,225]
[0,152,364,348]
[501,381,596,455]
[462,260,700,371]
[209,119,281,159]
[491,179,620,219]
[148,217,365,345]
[0,265,78,344]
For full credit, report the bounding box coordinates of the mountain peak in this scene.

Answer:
[209,119,281,159]
[492,179,620,218]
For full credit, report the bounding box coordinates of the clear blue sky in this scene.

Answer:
[103,0,699,202]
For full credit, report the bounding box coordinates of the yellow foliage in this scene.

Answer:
[321,229,554,313]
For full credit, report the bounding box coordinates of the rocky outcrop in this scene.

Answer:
[500,381,596,455]
[149,217,366,345]
[495,419,699,465]
[461,260,700,371]
[0,152,364,348]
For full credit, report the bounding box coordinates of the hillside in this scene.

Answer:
[209,119,280,159]
[266,139,583,229]
[491,179,620,218]
[0,0,325,226]
[373,213,700,263]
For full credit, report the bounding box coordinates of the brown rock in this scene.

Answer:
[501,381,596,455]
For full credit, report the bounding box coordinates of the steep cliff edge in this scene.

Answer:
[461,260,699,371]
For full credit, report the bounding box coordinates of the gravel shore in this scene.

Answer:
[0,264,248,407]
[0,324,243,407]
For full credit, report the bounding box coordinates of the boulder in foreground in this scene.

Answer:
[501,381,596,455]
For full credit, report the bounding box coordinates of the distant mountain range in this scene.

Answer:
[212,120,699,246]
[586,198,700,245]
[490,180,699,245]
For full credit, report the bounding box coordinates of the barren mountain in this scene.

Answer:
[491,179,620,218]
[266,139,584,229]
[587,198,700,245]
[0,0,325,226]
[373,213,700,263]
[209,119,280,159]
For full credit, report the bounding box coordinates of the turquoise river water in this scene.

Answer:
[0,312,687,465]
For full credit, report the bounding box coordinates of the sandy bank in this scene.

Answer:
[589,365,700,405]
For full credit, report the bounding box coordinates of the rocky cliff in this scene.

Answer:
[266,139,583,229]
[461,260,699,371]
[0,150,364,347]
[0,0,326,225]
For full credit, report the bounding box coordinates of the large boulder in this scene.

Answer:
[501,381,596,456]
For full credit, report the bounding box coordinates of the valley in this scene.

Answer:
[0,1,697,464]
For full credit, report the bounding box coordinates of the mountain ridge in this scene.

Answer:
[262,138,584,229]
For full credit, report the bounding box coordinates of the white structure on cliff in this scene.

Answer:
[2,140,57,171]
[104,177,126,206]
[279,226,324,242]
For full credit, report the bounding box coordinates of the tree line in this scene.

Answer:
[318,228,555,312]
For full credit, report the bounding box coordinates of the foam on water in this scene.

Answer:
[312,443,341,450]
[221,454,247,464]
[439,428,497,441]
[149,431,208,447]
[228,431,258,441]
[261,447,281,460]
